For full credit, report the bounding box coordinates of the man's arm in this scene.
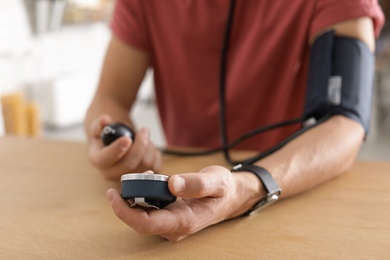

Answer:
[85,36,148,134]
[85,36,162,180]
[194,17,376,217]
[256,16,374,199]
[107,17,375,242]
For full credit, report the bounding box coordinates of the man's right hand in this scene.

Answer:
[87,114,162,180]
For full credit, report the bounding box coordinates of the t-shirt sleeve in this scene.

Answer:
[310,0,385,39]
[110,0,149,51]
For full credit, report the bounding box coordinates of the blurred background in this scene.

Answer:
[0,0,389,160]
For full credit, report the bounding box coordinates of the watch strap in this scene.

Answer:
[232,164,281,215]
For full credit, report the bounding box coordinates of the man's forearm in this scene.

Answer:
[84,36,150,141]
[257,115,364,199]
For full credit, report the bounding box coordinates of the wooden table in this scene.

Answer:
[1,136,389,259]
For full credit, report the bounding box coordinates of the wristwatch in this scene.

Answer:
[231,164,282,216]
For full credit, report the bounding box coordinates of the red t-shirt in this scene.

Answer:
[111,0,384,151]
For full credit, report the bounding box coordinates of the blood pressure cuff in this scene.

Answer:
[303,30,375,134]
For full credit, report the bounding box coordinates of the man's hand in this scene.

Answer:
[87,114,162,180]
[106,165,264,241]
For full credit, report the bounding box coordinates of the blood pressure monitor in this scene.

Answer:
[121,173,177,209]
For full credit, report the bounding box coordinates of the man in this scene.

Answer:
[85,0,384,241]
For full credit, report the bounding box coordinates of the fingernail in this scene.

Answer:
[106,189,114,203]
[142,128,150,140]
[173,176,185,193]
[120,139,130,150]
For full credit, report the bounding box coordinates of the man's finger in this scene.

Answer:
[169,167,231,199]
[90,136,131,168]
[91,114,113,138]
[119,128,150,170]
[106,189,180,235]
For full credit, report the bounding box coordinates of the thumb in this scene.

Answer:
[169,170,230,199]
[91,114,113,138]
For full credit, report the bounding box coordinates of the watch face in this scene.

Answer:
[250,193,280,215]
